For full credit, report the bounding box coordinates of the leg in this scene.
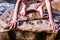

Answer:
[37,0,45,18]
[45,0,59,30]
[29,0,35,3]
[37,5,44,18]
[20,0,28,16]
[8,0,21,29]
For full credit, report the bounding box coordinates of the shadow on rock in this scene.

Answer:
[8,30,16,40]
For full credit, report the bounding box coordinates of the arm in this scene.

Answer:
[13,0,21,20]
[45,0,53,22]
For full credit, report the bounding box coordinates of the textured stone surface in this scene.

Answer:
[0,0,60,31]
[0,7,51,31]
[52,0,60,13]
[0,0,60,40]
[0,3,14,14]
[0,30,59,40]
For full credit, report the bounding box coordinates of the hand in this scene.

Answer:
[49,21,59,30]
[8,20,17,29]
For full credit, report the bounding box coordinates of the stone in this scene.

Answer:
[0,2,14,15]
[0,0,60,32]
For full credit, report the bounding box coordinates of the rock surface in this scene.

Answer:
[0,5,60,32]
[0,0,60,40]
[52,0,60,14]
[0,2,14,15]
[0,0,60,32]
[0,7,50,31]
[0,30,58,40]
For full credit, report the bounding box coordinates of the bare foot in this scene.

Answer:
[8,20,17,29]
[49,21,59,30]
[20,7,26,16]
[37,5,45,18]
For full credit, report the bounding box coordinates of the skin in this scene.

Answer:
[20,0,28,16]
[8,0,21,29]
[46,0,59,30]
[37,0,59,29]
[37,0,45,18]
[8,0,59,30]
[8,0,33,29]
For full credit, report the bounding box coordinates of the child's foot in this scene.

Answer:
[49,21,59,30]
[20,7,26,16]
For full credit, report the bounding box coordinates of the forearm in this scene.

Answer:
[45,0,54,22]
[13,0,21,20]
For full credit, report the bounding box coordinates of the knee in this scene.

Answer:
[22,0,28,2]
[49,0,53,2]
[17,0,21,2]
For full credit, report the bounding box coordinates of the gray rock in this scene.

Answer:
[0,3,15,14]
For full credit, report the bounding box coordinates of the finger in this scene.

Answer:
[9,23,13,29]
[14,23,16,28]
[9,26,13,30]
